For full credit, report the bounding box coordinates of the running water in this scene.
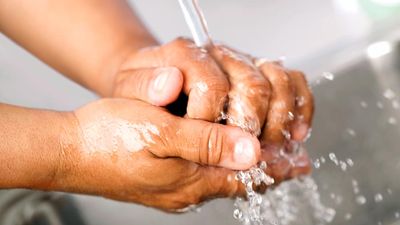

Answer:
[233,175,335,225]
[233,147,335,225]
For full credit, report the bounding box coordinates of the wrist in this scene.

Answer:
[101,38,160,98]
[37,111,81,191]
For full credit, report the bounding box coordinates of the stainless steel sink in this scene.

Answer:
[2,9,400,225]
[305,35,400,225]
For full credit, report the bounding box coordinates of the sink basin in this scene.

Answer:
[1,11,400,225]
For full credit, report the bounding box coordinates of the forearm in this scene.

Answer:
[0,0,158,96]
[0,103,77,190]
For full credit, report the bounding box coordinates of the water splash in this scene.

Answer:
[234,177,335,225]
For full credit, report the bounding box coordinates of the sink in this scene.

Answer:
[1,10,400,225]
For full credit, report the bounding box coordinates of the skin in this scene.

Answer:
[0,0,314,210]
[0,99,309,211]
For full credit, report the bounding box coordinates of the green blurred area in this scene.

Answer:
[359,0,400,20]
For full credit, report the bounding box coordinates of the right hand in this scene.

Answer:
[53,98,309,211]
[56,98,259,211]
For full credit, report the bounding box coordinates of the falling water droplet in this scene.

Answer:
[388,117,397,125]
[356,195,367,205]
[346,128,356,137]
[233,208,243,219]
[395,211,400,219]
[393,100,400,109]
[374,193,383,202]
[346,158,354,167]
[377,102,384,109]
[314,159,321,169]
[329,153,339,165]
[360,101,368,108]
[345,213,352,220]
[383,89,396,99]
[339,161,347,171]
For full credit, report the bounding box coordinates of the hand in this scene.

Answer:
[57,98,262,211]
[111,38,314,147]
[210,45,314,147]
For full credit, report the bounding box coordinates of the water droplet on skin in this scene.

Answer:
[356,195,367,205]
[345,213,352,220]
[346,128,356,137]
[323,72,335,80]
[374,193,383,202]
[377,101,384,109]
[259,161,267,170]
[288,111,295,120]
[388,117,397,125]
[296,96,305,107]
[281,129,291,140]
[383,89,396,99]
[360,101,368,108]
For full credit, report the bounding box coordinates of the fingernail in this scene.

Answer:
[234,138,255,165]
[152,69,170,92]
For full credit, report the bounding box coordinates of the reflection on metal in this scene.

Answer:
[366,41,393,59]
[0,190,85,225]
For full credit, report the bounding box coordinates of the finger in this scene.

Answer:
[201,167,246,198]
[257,61,296,147]
[261,144,311,183]
[155,117,261,170]
[121,38,230,122]
[286,70,314,141]
[113,67,183,106]
[163,38,230,121]
[210,45,271,136]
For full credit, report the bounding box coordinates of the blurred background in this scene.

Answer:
[1,0,400,224]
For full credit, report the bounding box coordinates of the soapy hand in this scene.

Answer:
[53,98,309,211]
[111,37,314,150]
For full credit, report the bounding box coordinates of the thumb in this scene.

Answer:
[113,67,183,106]
[160,117,261,170]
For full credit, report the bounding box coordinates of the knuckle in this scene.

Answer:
[111,71,131,98]
[201,76,229,93]
[201,124,224,165]
[169,37,195,49]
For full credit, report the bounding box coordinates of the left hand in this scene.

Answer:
[110,38,314,150]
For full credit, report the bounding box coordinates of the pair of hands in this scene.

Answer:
[65,38,313,211]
